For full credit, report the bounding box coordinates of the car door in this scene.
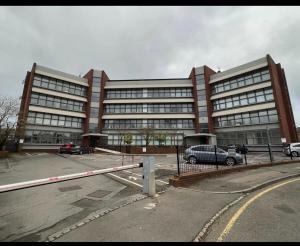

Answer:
[216,148,227,163]
[205,146,216,163]
[190,146,203,163]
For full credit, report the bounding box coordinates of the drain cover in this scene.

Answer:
[58,185,82,192]
[87,190,112,198]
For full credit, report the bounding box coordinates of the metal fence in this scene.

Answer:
[176,144,297,175]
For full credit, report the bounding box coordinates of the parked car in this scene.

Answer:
[183,145,243,166]
[283,143,300,157]
[225,144,248,154]
[59,144,94,155]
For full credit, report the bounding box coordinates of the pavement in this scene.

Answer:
[50,161,300,242]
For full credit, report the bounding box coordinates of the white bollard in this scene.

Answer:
[143,155,156,197]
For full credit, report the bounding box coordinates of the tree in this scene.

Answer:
[122,133,133,145]
[155,133,167,146]
[0,96,20,151]
[138,127,155,147]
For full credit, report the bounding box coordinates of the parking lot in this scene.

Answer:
[0,152,176,242]
[0,147,298,242]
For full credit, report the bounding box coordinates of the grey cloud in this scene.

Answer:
[1,6,300,125]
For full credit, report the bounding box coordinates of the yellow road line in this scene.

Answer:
[217,177,300,242]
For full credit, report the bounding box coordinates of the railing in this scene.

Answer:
[176,144,297,176]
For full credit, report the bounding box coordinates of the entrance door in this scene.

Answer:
[199,136,208,144]
[90,136,97,147]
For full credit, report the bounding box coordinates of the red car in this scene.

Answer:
[59,144,94,155]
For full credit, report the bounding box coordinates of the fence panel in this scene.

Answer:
[177,144,248,175]
[176,143,298,176]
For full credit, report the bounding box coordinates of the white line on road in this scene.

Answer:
[122,170,169,185]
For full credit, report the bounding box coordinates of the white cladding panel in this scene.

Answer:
[102,114,195,119]
[29,105,86,118]
[210,57,268,84]
[212,102,276,117]
[31,87,88,102]
[89,118,99,123]
[195,66,204,75]
[90,102,100,107]
[103,98,194,104]
[35,65,88,86]
[199,117,208,123]
[105,79,192,89]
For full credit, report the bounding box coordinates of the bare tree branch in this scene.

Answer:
[0,96,21,150]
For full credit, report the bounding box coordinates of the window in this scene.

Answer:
[93,77,101,86]
[256,95,265,103]
[49,80,56,90]
[212,68,270,95]
[262,72,271,81]
[56,81,63,91]
[240,98,248,106]
[33,77,41,87]
[91,92,100,102]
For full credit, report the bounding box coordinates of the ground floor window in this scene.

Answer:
[107,133,183,146]
[216,128,281,145]
[24,130,82,145]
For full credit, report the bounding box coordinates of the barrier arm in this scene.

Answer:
[0,163,143,193]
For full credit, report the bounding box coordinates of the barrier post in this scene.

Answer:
[143,155,156,197]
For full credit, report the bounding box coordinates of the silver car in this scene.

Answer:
[183,145,243,166]
[283,143,300,157]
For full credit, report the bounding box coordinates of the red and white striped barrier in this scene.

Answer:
[0,163,143,193]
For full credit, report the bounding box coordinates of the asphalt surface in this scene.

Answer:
[0,152,176,242]
[1,152,299,242]
[204,177,300,242]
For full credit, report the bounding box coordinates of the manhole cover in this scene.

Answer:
[58,185,82,192]
[87,190,112,198]
[71,198,101,208]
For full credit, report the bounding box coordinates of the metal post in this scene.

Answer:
[289,143,293,160]
[266,126,274,162]
[215,145,218,170]
[268,143,273,163]
[176,145,180,176]
[243,144,247,165]
[143,155,156,197]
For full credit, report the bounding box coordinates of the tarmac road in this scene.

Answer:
[1,152,299,242]
[204,177,300,242]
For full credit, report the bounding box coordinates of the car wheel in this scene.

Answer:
[225,157,235,166]
[188,156,197,165]
[291,151,298,157]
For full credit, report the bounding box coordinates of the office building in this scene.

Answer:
[17,54,298,151]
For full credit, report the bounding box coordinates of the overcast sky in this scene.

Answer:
[1,6,300,126]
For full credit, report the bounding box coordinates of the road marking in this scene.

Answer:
[106,173,143,188]
[144,202,157,209]
[121,170,169,185]
[128,176,138,181]
[123,170,142,177]
[217,177,300,242]
[157,180,169,184]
